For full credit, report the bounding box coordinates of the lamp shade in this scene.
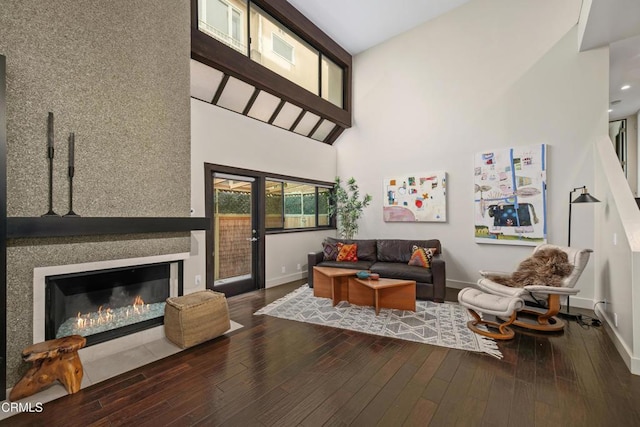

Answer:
[571,192,600,204]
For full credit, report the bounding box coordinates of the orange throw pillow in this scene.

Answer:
[336,243,358,262]
[408,245,435,268]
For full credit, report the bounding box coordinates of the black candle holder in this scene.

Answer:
[64,165,79,217]
[42,147,59,216]
[64,131,79,217]
[42,113,59,217]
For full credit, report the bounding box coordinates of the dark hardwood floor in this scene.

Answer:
[4,281,640,426]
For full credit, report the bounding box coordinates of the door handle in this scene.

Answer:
[246,237,258,242]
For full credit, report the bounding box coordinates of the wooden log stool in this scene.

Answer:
[9,335,86,401]
[458,288,524,340]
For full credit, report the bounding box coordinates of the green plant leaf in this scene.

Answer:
[329,176,372,239]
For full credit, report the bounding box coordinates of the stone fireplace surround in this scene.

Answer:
[1,250,242,420]
[32,252,187,356]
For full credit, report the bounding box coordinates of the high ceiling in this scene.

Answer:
[285,0,471,55]
[192,1,640,141]
[579,0,640,120]
[287,0,640,121]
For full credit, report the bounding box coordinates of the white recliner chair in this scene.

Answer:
[476,244,592,332]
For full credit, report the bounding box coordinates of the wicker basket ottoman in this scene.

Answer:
[164,290,230,348]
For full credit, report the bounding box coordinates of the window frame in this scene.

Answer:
[265,177,333,233]
[205,164,335,236]
[191,0,352,141]
[198,0,245,52]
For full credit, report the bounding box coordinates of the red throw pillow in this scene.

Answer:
[336,243,358,262]
[408,245,435,268]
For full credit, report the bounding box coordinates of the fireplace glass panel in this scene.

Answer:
[45,263,171,346]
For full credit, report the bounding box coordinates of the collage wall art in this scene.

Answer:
[383,172,447,222]
[474,143,547,246]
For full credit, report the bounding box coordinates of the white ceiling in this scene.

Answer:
[580,0,640,120]
[285,0,471,55]
[286,0,640,121]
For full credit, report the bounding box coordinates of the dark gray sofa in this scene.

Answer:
[308,238,446,302]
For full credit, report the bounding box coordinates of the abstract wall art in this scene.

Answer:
[383,171,446,222]
[474,144,546,245]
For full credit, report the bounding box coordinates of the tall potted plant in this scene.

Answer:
[328,177,372,239]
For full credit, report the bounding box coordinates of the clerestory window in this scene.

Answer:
[192,0,352,144]
[198,0,246,53]
[249,3,320,96]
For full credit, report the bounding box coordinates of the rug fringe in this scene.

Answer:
[475,334,503,359]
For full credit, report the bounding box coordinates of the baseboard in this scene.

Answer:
[446,279,476,289]
[596,306,640,375]
[266,271,307,288]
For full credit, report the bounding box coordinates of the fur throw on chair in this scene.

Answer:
[487,247,574,288]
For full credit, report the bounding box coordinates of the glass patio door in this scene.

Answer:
[209,172,260,296]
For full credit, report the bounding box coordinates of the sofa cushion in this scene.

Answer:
[408,245,436,268]
[322,240,339,261]
[317,260,374,270]
[336,243,358,262]
[370,262,433,284]
[377,239,441,263]
[325,237,377,262]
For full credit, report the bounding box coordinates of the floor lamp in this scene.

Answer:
[563,186,600,320]
[568,186,600,247]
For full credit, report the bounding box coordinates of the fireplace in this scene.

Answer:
[32,254,187,351]
[45,262,183,347]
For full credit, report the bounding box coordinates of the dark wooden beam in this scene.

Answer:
[325,125,345,145]
[307,118,324,138]
[289,110,306,132]
[268,100,285,124]
[242,88,261,116]
[211,74,229,105]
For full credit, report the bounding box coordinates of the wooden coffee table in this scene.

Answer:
[348,277,416,315]
[313,266,358,306]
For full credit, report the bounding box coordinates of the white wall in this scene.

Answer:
[594,136,640,374]
[638,111,640,194]
[335,0,608,308]
[187,99,336,291]
[628,114,638,196]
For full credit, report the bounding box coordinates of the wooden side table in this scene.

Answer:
[348,277,416,315]
[312,266,358,306]
[9,335,86,401]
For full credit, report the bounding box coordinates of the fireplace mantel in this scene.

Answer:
[8,217,210,238]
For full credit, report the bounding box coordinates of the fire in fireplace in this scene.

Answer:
[45,262,182,346]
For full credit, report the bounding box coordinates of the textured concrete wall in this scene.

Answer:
[0,1,191,385]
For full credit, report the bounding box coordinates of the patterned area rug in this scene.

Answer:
[255,285,502,358]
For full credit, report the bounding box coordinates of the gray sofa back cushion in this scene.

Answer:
[325,237,378,262]
[377,239,441,263]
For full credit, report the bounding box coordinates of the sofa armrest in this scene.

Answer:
[430,254,446,302]
[307,251,324,288]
